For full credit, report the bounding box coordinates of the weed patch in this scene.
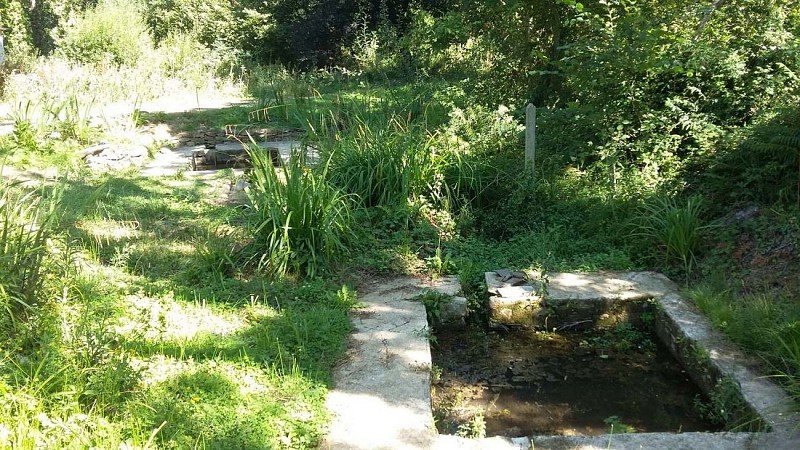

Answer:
[0,178,65,328]
[245,146,355,278]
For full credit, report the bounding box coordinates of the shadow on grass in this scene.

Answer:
[59,173,246,291]
[138,104,254,134]
[118,280,353,448]
[55,172,355,447]
[124,278,355,381]
[129,354,330,449]
[126,302,351,381]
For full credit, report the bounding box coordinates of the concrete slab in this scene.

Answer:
[496,285,535,298]
[323,276,460,450]
[541,271,674,301]
[531,431,756,449]
[139,139,312,178]
[139,146,197,176]
[485,270,674,302]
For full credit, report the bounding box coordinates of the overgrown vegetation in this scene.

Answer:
[245,146,355,277]
[0,178,63,328]
[0,171,354,447]
[1,0,800,445]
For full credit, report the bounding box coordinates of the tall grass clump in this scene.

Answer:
[0,378,135,448]
[0,178,63,328]
[245,146,354,277]
[775,331,800,409]
[320,115,439,208]
[635,195,712,282]
[248,66,324,124]
[687,285,800,413]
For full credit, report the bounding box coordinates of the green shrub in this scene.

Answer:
[418,289,452,325]
[437,104,523,210]
[702,106,800,208]
[0,0,37,71]
[456,412,486,439]
[6,99,54,154]
[57,0,153,66]
[157,32,214,81]
[695,377,765,431]
[245,146,355,278]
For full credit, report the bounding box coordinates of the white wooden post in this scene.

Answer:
[525,104,536,175]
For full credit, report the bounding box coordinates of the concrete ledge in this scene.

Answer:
[657,289,799,434]
[531,431,756,450]
[435,435,530,449]
[487,271,670,329]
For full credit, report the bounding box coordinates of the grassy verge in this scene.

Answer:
[687,207,800,406]
[0,170,353,448]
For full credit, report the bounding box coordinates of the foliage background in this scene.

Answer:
[1,0,800,446]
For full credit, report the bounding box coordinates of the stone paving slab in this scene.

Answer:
[139,146,198,177]
[140,140,312,177]
[531,431,756,450]
[322,277,452,449]
[485,270,674,301]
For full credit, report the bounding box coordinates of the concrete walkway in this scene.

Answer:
[322,276,530,450]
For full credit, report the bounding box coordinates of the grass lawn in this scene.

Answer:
[0,168,353,448]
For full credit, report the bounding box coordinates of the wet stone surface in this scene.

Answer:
[431,323,721,437]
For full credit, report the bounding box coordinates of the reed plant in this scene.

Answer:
[58,92,97,144]
[245,145,355,277]
[320,115,438,208]
[7,99,53,153]
[774,331,800,411]
[0,177,63,327]
[635,195,712,283]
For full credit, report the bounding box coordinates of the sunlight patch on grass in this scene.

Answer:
[127,358,329,449]
[116,293,269,342]
[77,218,141,241]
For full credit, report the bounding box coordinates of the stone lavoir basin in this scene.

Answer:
[430,271,800,449]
